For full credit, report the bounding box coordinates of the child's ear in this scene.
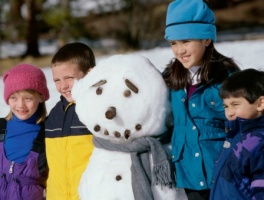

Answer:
[205,39,211,47]
[257,96,264,112]
[39,95,45,103]
[88,68,93,72]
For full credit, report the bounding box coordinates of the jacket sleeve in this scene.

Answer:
[251,136,264,199]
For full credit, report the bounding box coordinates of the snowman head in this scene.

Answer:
[72,54,171,143]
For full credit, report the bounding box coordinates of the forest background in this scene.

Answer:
[0,0,263,75]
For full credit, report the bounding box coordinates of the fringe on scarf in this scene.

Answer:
[152,160,176,189]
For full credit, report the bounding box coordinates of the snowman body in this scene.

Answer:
[72,55,187,200]
[80,148,134,200]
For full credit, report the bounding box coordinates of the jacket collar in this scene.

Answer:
[225,115,264,137]
[60,96,75,111]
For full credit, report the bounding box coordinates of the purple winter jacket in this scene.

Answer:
[0,119,46,200]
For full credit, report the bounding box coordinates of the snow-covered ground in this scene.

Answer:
[0,39,264,117]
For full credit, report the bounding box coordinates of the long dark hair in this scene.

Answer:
[162,42,240,90]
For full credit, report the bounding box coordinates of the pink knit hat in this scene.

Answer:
[3,63,50,104]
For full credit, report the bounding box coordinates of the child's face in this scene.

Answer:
[223,96,262,121]
[52,62,85,102]
[8,90,44,121]
[169,39,211,69]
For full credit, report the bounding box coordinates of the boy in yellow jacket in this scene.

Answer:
[45,42,95,200]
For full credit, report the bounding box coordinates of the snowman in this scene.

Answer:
[72,54,187,200]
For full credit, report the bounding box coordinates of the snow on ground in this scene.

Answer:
[0,39,264,117]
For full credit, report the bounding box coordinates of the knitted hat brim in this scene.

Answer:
[3,64,49,104]
[165,23,216,42]
[4,80,49,104]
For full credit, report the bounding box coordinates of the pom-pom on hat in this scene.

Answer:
[3,63,50,104]
[165,0,216,42]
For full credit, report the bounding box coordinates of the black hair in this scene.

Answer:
[162,42,240,90]
[219,68,264,104]
[51,42,96,74]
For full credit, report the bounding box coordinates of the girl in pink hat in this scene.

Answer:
[0,63,49,200]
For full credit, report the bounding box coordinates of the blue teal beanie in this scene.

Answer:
[165,0,216,42]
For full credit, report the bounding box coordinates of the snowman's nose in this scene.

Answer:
[105,107,116,119]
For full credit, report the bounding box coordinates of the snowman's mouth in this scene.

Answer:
[93,124,142,139]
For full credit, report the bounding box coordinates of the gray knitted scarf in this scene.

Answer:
[93,136,175,200]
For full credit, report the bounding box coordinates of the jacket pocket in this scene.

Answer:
[204,86,224,113]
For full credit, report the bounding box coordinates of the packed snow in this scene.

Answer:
[74,54,187,199]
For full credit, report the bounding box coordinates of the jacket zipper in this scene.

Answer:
[9,161,15,174]
[4,161,15,199]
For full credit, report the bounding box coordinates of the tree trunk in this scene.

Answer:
[23,0,40,57]
[10,0,23,22]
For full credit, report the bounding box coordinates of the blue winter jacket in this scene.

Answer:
[210,115,264,200]
[171,83,226,190]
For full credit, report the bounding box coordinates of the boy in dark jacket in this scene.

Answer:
[210,68,264,200]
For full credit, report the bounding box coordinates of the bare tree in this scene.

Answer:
[23,0,40,57]
[7,0,24,41]
[5,0,44,57]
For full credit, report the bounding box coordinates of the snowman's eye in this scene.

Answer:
[96,87,103,95]
[135,124,142,131]
[123,89,131,97]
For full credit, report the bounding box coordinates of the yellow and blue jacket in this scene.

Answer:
[45,96,93,200]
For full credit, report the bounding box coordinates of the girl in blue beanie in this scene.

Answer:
[163,0,240,199]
